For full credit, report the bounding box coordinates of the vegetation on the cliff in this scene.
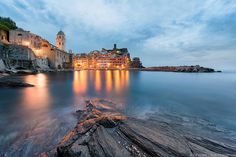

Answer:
[0,17,17,31]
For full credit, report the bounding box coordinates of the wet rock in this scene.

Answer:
[88,126,131,157]
[40,99,236,157]
[0,77,34,88]
[142,65,218,73]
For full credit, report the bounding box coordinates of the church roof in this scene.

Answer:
[57,30,65,36]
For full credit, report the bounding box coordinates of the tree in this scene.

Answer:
[0,17,17,31]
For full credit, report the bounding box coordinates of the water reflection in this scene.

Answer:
[73,70,130,96]
[105,70,112,93]
[95,70,101,92]
[21,74,51,110]
[73,71,88,95]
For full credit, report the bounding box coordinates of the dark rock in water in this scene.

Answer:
[40,99,236,157]
[0,77,34,88]
[142,65,219,73]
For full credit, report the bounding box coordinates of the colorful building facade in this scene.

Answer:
[74,44,131,70]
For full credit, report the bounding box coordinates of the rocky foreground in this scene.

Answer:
[40,99,236,157]
[142,65,220,73]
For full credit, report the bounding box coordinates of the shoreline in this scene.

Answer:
[40,99,236,157]
[0,66,222,88]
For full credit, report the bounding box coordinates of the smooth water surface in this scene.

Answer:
[0,70,236,155]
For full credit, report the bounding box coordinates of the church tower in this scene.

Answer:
[56,30,66,51]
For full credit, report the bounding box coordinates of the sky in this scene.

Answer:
[0,0,236,70]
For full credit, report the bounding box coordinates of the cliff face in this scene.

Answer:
[0,43,52,72]
[0,43,36,71]
[0,59,5,71]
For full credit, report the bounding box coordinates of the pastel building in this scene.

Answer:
[74,44,131,69]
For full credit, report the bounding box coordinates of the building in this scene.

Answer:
[8,29,71,69]
[56,30,66,51]
[0,29,9,44]
[51,44,70,69]
[9,28,41,50]
[130,57,143,68]
[74,44,131,69]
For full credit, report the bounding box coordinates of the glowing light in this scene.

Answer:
[114,70,120,92]
[106,70,112,93]
[73,71,87,95]
[24,41,30,46]
[95,70,101,92]
[21,74,51,110]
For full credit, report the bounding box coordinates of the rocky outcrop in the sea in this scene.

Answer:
[0,75,34,88]
[40,99,236,157]
[143,65,220,72]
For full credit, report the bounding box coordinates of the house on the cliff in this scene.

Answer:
[8,29,71,69]
[0,29,9,44]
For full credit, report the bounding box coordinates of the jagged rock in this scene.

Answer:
[88,126,131,157]
[40,99,236,157]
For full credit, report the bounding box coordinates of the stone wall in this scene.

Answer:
[35,57,49,70]
[0,43,36,70]
[50,45,70,69]
[9,29,41,49]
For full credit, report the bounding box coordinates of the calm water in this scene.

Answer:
[0,70,236,155]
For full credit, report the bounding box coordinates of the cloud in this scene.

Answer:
[0,0,236,69]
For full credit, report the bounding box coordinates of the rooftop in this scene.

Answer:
[57,30,65,36]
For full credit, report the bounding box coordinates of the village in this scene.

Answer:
[0,17,143,73]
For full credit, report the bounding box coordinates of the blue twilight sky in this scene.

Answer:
[0,0,236,70]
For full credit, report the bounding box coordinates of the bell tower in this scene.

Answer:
[56,30,66,51]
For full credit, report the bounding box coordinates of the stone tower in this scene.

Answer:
[56,30,66,51]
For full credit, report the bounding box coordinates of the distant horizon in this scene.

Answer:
[1,0,236,70]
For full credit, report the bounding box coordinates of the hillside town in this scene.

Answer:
[0,17,143,73]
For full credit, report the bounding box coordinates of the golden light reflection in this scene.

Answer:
[73,70,129,95]
[121,70,125,88]
[21,74,51,110]
[105,70,112,93]
[73,70,88,95]
[95,70,101,92]
[114,70,121,92]
[125,70,129,87]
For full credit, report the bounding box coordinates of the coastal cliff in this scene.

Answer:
[40,99,236,157]
[0,43,37,73]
